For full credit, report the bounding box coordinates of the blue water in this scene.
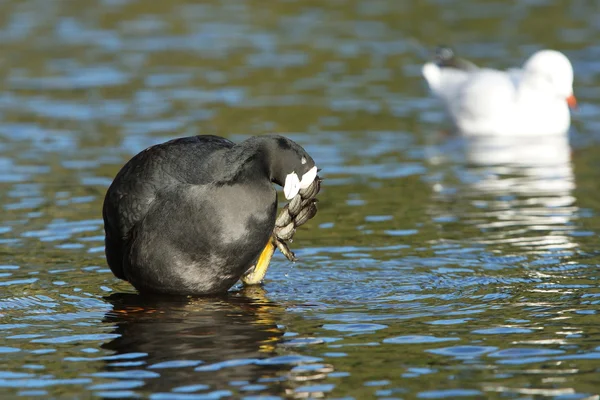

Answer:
[1,0,600,398]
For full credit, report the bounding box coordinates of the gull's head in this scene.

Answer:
[523,49,576,108]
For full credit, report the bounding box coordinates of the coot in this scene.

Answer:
[103,135,318,296]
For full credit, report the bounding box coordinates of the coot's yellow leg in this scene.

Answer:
[241,238,276,285]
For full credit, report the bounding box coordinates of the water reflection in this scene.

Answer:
[100,287,289,397]
[467,135,577,250]
[430,134,578,252]
[1,0,600,398]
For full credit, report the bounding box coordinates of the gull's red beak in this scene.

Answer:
[566,94,577,110]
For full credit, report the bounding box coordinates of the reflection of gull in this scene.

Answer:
[466,135,575,196]
[465,135,577,250]
[429,134,578,251]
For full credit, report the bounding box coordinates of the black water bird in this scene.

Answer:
[103,135,318,296]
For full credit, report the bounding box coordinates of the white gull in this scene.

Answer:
[422,48,576,137]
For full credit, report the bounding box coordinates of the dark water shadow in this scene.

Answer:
[100,286,289,396]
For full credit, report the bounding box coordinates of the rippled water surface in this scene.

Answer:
[1,0,600,398]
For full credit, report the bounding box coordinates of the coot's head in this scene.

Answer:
[259,135,318,200]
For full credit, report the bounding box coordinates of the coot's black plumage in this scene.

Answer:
[103,135,317,296]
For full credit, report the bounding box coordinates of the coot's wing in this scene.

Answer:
[103,135,234,280]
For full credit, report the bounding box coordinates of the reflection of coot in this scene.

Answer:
[101,287,287,395]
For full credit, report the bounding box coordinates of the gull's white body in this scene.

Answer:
[422,50,575,137]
